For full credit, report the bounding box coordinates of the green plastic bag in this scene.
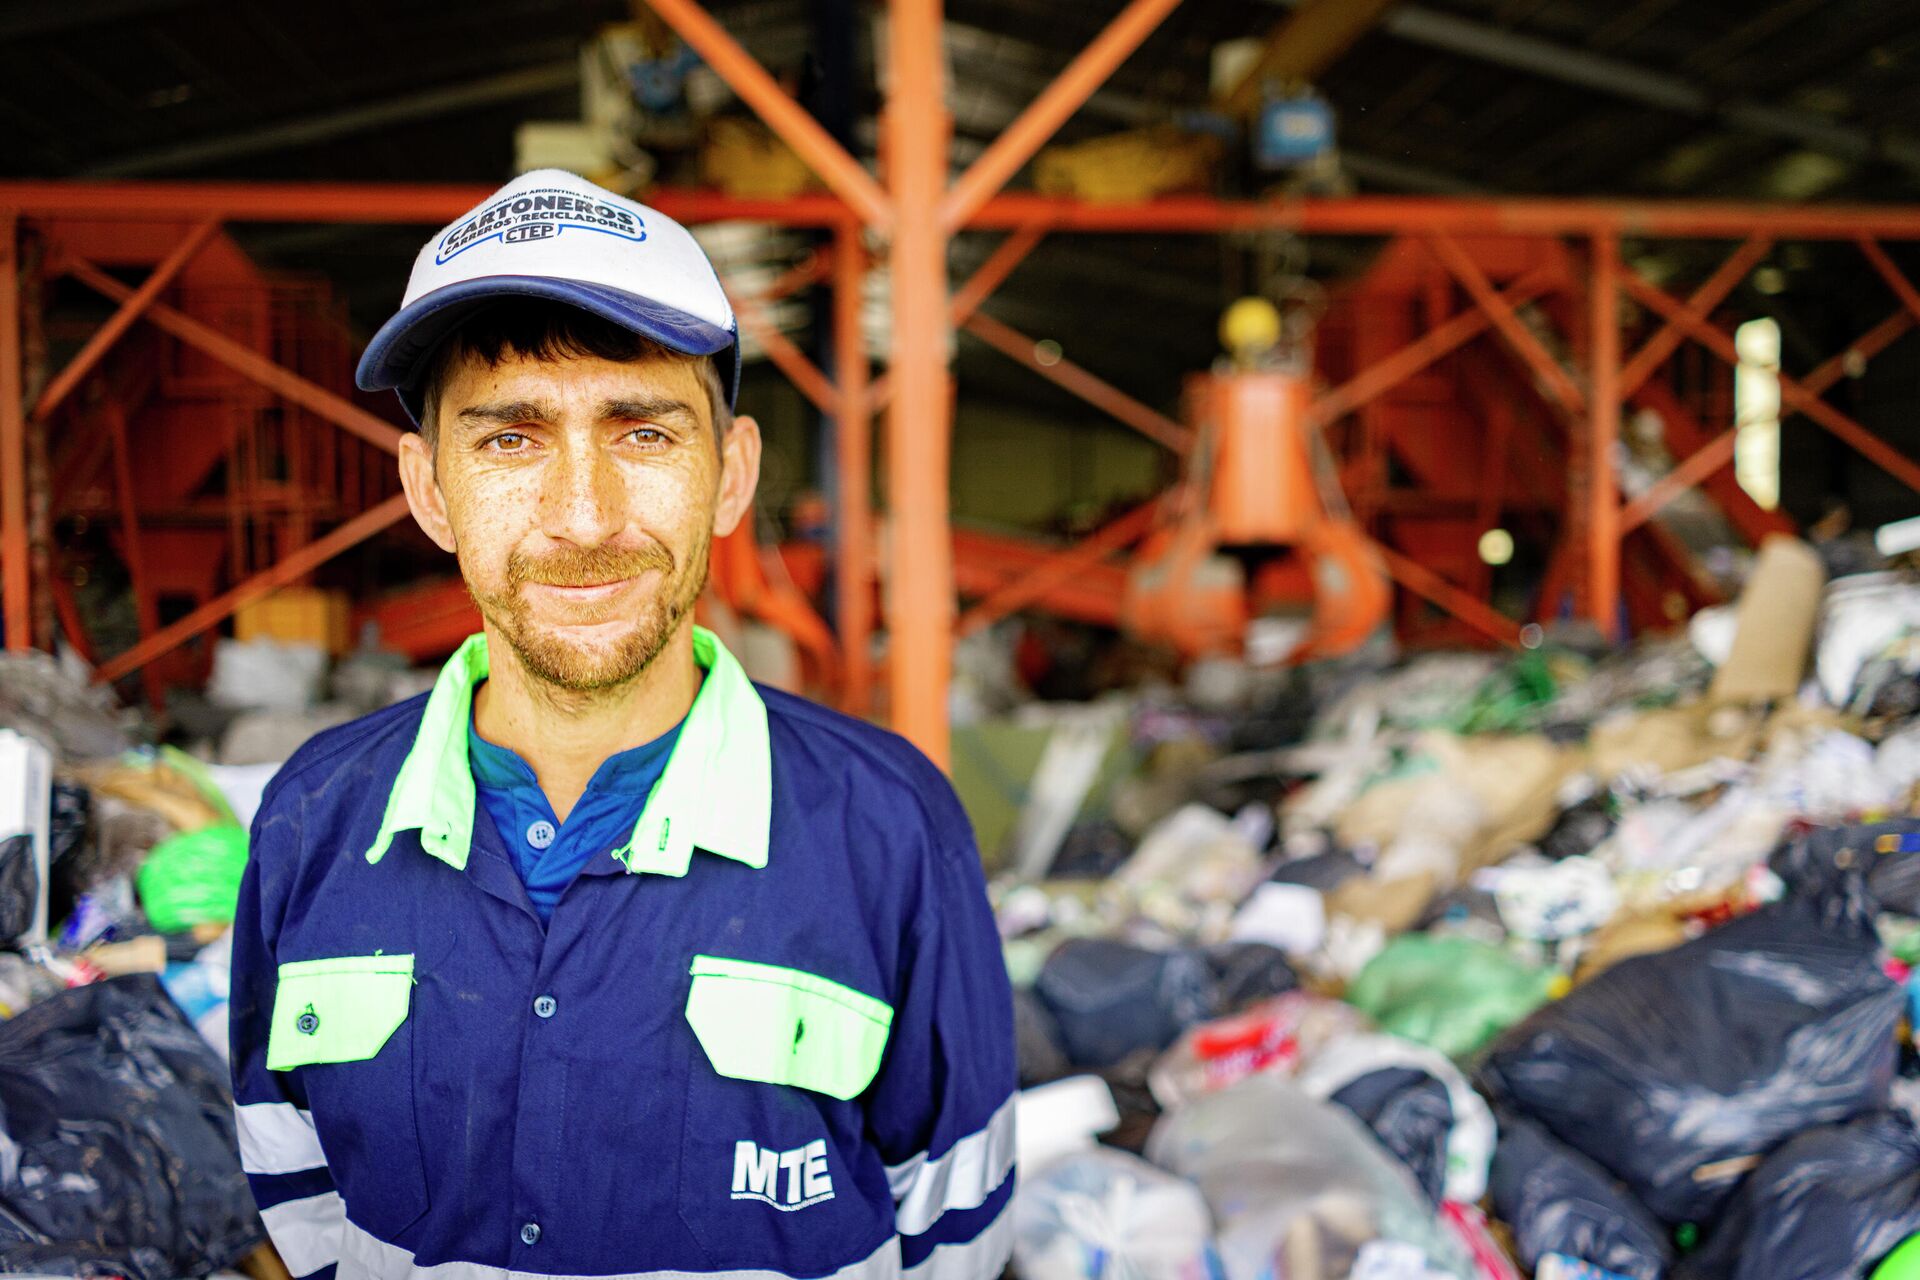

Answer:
[1345,934,1558,1061]
[135,824,249,933]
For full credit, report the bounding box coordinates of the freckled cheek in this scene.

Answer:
[611,461,714,546]
[445,470,543,579]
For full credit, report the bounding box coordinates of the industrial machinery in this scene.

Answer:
[1119,297,1391,663]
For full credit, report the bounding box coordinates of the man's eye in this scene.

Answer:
[487,432,530,451]
[626,427,666,445]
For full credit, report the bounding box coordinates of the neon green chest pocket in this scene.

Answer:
[684,955,893,1101]
[267,953,416,1071]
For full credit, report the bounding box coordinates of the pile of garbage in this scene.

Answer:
[0,630,443,1279]
[993,539,1920,1280]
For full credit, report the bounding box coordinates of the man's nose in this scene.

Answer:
[540,443,622,546]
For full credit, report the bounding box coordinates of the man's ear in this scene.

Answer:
[398,432,458,553]
[712,414,763,539]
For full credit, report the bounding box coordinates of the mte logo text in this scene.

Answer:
[731,1139,834,1211]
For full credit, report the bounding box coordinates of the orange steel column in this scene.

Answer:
[1588,230,1622,633]
[0,213,26,652]
[886,0,953,765]
[833,220,875,716]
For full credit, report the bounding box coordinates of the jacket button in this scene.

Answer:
[521,1222,541,1246]
[533,995,557,1019]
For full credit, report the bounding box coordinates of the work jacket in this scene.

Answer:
[229,627,1017,1280]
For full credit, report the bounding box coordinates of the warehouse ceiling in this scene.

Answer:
[5,0,1920,433]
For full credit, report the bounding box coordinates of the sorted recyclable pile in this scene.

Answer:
[0,624,441,1279]
[989,542,1920,1280]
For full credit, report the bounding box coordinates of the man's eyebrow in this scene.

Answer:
[601,396,700,424]
[454,400,554,428]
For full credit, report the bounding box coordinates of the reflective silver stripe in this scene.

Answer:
[337,1218,903,1280]
[885,1095,1016,1236]
[901,1207,1012,1280]
[261,1190,346,1278]
[237,1101,329,1176]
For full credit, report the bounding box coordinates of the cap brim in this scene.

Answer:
[355,275,740,424]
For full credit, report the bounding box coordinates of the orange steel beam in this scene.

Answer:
[48,573,96,669]
[1308,270,1556,429]
[0,213,24,652]
[954,497,1159,636]
[66,257,406,456]
[1619,427,1737,533]
[885,0,953,764]
[942,0,1184,232]
[103,401,164,708]
[866,222,1052,415]
[1856,235,1920,326]
[1588,230,1621,630]
[1373,540,1522,647]
[35,219,221,421]
[9,184,1920,239]
[950,223,1049,326]
[1426,232,1586,417]
[963,195,1920,238]
[1621,269,1920,496]
[963,311,1193,452]
[729,288,839,417]
[1618,234,1772,398]
[1631,381,1793,545]
[1803,310,1910,396]
[643,0,892,231]
[832,221,874,717]
[93,493,412,685]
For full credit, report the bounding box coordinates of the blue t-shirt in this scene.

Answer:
[467,709,683,924]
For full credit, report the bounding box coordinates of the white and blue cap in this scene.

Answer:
[355,168,739,423]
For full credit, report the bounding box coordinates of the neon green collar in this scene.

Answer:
[364,626,771,876]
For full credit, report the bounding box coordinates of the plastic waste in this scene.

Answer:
[1296,1033,1496,1205]
[1326,1069,1451,1208]
[1147,991,1371,1110]
[1146,1075,1471,1280]
[207,636,328,712]
[1034,939,1218,1069]
[1479,894,1904,1225]
[1676,1110,1920,1280]
[0,833,39,941]
[1471,855,1618,942]
[1013,1147,1217,1280]
[1488,1113,1671,1280]
[0,975,264,1277]
[1770,818,1920,922]
[1229,882,1327,955]
[134,824,249,934]
[1345,935,1558,1061]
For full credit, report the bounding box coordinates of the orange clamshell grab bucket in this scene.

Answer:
[1121,371,1391,663]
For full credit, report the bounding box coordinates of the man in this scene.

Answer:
[228,169,1016,1280]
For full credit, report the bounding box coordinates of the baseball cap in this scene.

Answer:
[355,169,740,424]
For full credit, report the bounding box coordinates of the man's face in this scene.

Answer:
[397,346,760,693]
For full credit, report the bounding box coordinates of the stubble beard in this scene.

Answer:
[468,529,712,694]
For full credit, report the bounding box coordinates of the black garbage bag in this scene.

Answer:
[1490,1112,1672,1280]
[1478,894,1903,1225]
[1049,820,1135,880]
[0,833,38,941]
[1202,942,1296,1012]
[1327,1066,1452,1206]
[1034,939,1217,1069]
[1014,986,1072,1086]
[1539,791,1615,861]
[0,975,264,1279]
[1771,818,1920,921]
[1677,1110,1920,1280]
